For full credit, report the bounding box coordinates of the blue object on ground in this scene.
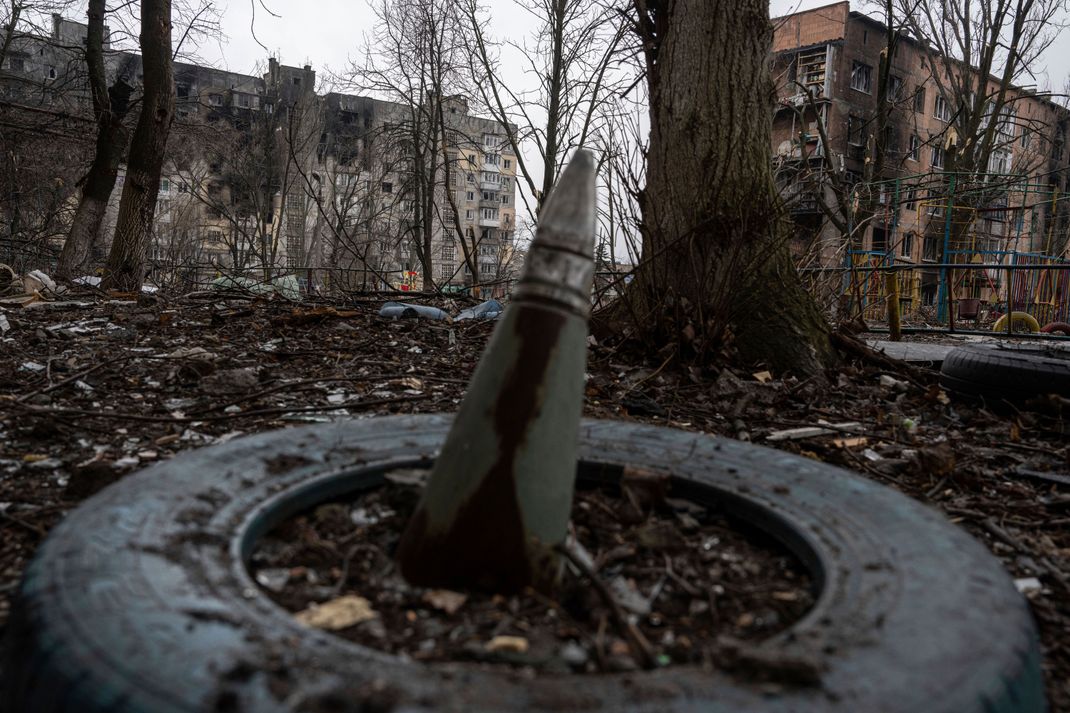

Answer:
[378,301,451,321]
[455,299,504,321]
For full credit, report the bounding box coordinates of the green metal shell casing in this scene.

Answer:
[396,150,596,592]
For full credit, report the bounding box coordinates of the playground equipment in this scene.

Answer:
[836,172,1070,331]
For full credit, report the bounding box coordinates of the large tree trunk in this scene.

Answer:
[102,0,174,292]
[628,0,833,375]
[56,0,133,280]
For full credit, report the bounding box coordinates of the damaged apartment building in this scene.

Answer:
[0,15,517,293]
[771,2,1070,308]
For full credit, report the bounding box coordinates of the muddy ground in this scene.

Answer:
[1,290,1067,708]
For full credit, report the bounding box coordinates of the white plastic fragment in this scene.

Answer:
[1014,577,1042,594]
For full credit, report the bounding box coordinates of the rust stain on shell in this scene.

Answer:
[397,308,566,592]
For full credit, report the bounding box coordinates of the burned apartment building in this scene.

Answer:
[771,1,1070,309]
[0,15,517,293]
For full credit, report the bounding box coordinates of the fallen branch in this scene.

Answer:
[555,542,657,669]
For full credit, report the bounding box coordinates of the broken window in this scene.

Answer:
[847,114,863,146]
[913,87,926,113]
[923,236,940,262]
[934,95,951,121]
[850,61,872,93]
[888,75,903,102]
[798,47,827,91]
[871,226,888,254]
[900,231,914,258]
[989,148,1011,174]
[931,145,945,169]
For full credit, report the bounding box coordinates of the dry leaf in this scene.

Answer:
[294,595,377,630]
[485,635,529,654]
[752,370,773,383]
[423,589,468,615]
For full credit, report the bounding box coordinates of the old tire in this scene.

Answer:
[992,312,1041,333]
[1,415,1045,713]
[940,342,1070,403]
[1040,321,1070,336]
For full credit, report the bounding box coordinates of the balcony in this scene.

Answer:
[480,180,499,191]
[478,217,500,228]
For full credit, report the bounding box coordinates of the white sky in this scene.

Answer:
[200,0,1070,98]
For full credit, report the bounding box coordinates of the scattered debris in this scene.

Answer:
[1015,577,1043,595]
[210,274,300,301]
[1,298,1068,703]
[765,422,862,442]
[377,301,451,321]
[422,589,468,615]
[455,299,504,321]
[294,595,378,630]
[485,636,529,654]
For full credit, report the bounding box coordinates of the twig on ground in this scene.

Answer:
[555,541,658,670]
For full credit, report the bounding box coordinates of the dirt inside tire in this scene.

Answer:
[250,471,815,675]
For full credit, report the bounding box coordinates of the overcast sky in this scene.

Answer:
[200,0,1070,98]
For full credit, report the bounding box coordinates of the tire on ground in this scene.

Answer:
[1040,321,1070,336]
[940,342,1070,403]
[1,415,1046,713]
[992,312,1041,333]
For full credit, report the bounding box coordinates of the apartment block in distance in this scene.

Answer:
[0,15,517,295]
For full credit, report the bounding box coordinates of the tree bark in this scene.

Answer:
[102,0,174,292]
[627,0,833,375]
[56,0,134,280]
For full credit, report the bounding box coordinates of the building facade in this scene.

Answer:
[0,15,517,294]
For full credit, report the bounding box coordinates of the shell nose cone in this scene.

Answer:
[516,150,597,314]
[530,149,596,258]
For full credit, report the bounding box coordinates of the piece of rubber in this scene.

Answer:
[1,415,1045,713]
[992,312,1041,333]
[1040,321,1070,336]
[940,342,1070,403]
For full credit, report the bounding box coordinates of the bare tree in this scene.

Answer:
[349,0,470,290]
[461,0,626,221]
[54,0,134,279]
[101,0,175,291]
